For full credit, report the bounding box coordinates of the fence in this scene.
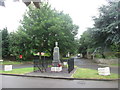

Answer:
[68,58,74,73]
[33,56,52,72]
[33,56,74,73]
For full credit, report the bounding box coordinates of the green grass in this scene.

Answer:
[63,65,77,68]
[33,53,51,57]
[0,61,22,65]
[62,57,70,59]
[0,67,33,74]
[0,61,33,65]
[111,64,120,66]
[72,68,119,79]
[43,53,51,56]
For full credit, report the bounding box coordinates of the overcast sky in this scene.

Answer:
[0,0,108,38]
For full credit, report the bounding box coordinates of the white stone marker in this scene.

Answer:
[98,67,110,76]
[63,62,67,65]
[0,60,3,62]
[4,65,12,71]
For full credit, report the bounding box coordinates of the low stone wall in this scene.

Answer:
[93,58,119,64]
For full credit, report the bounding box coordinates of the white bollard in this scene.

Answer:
[63,62,67,65]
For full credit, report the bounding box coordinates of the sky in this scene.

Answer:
[0,0,108,38]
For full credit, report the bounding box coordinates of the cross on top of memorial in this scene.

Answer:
[55,42,58,47]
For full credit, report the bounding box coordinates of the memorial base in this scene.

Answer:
[51,67,62,72]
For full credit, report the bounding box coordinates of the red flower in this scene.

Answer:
[19,55,22,59]
[58,64,61,67]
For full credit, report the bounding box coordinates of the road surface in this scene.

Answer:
[1,75,118,88]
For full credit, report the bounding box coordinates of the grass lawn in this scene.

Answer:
[0,61,33,65]
[72,68,120,79]
[62,64,77,68]
[62,57,70,60]
[0,61,22,65]
[111,64,120,66]
[0,67,33,74]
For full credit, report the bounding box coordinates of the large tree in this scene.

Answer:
[92,1,120,50]
[1,28,10,58]
[78,28,94,58]
[9,3,79,60]
[79,1,120,58]
[0,30,2,59]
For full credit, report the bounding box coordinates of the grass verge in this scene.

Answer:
[0,61,33,65]
[111,64,120,66]
[63,65,77,68]
[0,67,33,74]
[0,61,22,65]
[72,68,119,79]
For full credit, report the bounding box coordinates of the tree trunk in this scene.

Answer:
[82,52,87,58]
[101,53,105,59]
[39,52,41,60]
[50,49,53,59]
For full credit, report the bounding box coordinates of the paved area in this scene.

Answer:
[26,67,76,78]
[1,75,119,88]
[74,57,119,74]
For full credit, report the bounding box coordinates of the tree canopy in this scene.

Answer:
[8,3,79,60]
[1,28,9,58]
[78,1,120,58]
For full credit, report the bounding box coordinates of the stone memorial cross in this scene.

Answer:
[52,42,61,67]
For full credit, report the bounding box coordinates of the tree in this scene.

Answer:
[79,1,120,58]
[78,28,94,58]
[92,1,120,57]
[9,3,79,60]
[0,30,2,59]
[93,1,120,49]
[1,28,10,58]
[9,29,32,60]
